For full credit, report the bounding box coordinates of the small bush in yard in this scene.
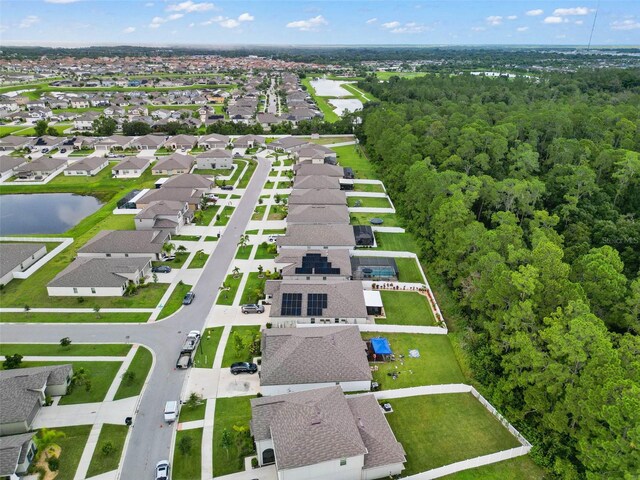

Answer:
[47,456,60,472]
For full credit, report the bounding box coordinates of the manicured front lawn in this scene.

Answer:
[252,205,266,220]
[362,333,465,388]
[41,425,92,480]
[347,196,392,208]
[235,245,253,260]
[179,401,206,422]
[213,396,255,477]
[373,231,420,254]
[0,312,151,323]
[157,283,192,320]
[353,182,386,193]
[267,204,287,220]
[441,455,546,480]
[187,251,209,269]
[193,327,224,368]
[152,251,190,269]
[262,228,286,235]
[385,394,521,475]
[332,145,377,179]
[204,236,219,242]
[221,326,260,367]
[239,272,269,304]
[113,346,153,400]
[214,206,235,226]
[196,205,219,226]
[173,428,203,480]
[263,180,275,189]
[86,424,129,478]
[216,273,243,305]
[350,212,401,227]
[171,235,201,241]
[275,181,292,190]
[254,242,277,260]
[0,343,131,357]
[395,257,425,283]
[237,159,257,188]
[378,291,437,326]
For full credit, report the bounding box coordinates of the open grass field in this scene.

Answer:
[307,136,355,145]
[187,251,209,269]
[395,257,425,283]
[156,283,192,320]
[348,196,392,208]
[44,425,92,480]
[332,145,377,179]
[86,424,129,478]
[341,83,378,102]
[350,212,401,227]
[0,125,31,137]
[212,396,255,477]
[376,71,430,80]
[216,273,243,305]
[173,428,203,480]
[0,343,131,357]
[221,325,260,367]
[362,332,466,388]
[113,346,153,400]
[193,327,223,368]
[1,312,151,323]
[374,231,421,253]
[377,291,437,326]
[441,455,546,480]
[386,393,521,475]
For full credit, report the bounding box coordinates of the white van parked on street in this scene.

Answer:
[164,401,178,423]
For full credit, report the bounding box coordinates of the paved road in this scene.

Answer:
[0,157,271,479]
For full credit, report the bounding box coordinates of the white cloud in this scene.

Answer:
[238,12,254,22]
[544,16,568,24]
[167,1,215,13]
[507,15,518,20]
[201,13,253,28]
[526,9,544,16]
[286,15,328,32]
[19,15,40,28]
[517,26,529,32]
[486,16,503,26]
[220,18,240,28]
[381,20,426,33]
[471,26,487,32]
[122,26,136,33]
[149,13,183,28]
[575,20,584,25]
[610,19,640,30]
[381,21,401,29]
[553,7,593,16]
[366,18,378,24]
[44,0,81,3]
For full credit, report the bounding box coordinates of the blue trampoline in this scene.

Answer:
[370,337,392,355]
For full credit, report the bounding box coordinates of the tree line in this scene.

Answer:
[357,69,639,479]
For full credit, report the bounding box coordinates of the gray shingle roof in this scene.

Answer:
[164,134,197,147]
[287,204,350,225]
[0,365,72,424]
[0,135,31,149]
[129,135,166,148]
[199,133,229,144]
[48,257,150,288]
[270,137,309,150]
[251,386,368,469]
[0,243,46,279]
[260,326,371,386]
[15,157,66,173]
[0,155,27,175]
[275,249,352,277]
[293,163,344,177]
[138,187,201,206]
[112,156,149,171]
[162,173,213,189]
[65,156,107,172]
[153,152,194,171]
[288,189,347,206]
[293,175,340,190]
[196,148,232,159]
[78,230,169,255]
[276,224,355,248]
[266,280,368,318]
[135,200,186,219]
[0,432,36,477]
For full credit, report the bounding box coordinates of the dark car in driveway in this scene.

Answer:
[182,291,195,305]
[152,266,172,273]
[220,185,234,190]
[230,362,258,375]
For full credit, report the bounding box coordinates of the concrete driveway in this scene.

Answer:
[217,369,260,398]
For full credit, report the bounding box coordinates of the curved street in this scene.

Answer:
[0,156,272,479]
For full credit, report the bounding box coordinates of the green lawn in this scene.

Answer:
[0,312,150,323]
[173,428,203,480]
[341,83,379,103]
[0,125,30,137]
[252,205,266,220]
[204,236,220,242]
[363,333,465,388]
[347,195,392,208]
[396,257,425,283]
[237,159,257,188]
[263,180,275,189]
[227,160,247,185]
[262,228,286,235]
[441,455,547,480]
[308,136,356,145]
[86,424,129,478]
[275,181,292,190]
[193,327,224,368]
[268,170,279,177]
[179,401,206,422]
[0,343,130,357]
[374,231,421,253]
[221,326,260,367]
[235,245,253,260]
[188,251,209,269]
[214,206,235,226]
[113,346,153,400]
[239,272,269,304]
[332,144,377,179]
[42,425,92,480]
[254,242,278,260]
[353,182,386,193]
[350,212,401,227]
[171,235,201,241]
[157,283,192,320]
[196,205,220,226]
[216,273,243,305]
[267,204,287,220]
[385,394,521,475]
[213,396,255,477]
[245,229,259,234]
[377,291,437,326]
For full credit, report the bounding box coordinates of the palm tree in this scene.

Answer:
[218,282,230,299]
[35,428,66,459]
[237,234,249,249]
[232,267,241,278]
[162,242,176,256]
[257,265,264,278]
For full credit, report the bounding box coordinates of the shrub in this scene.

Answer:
[102,441,115,456]
[47,456,60,472]
[178,435,193,455]
[251,457,259,469]
[122,370,136,385]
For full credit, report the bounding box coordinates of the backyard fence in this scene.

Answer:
[0,236,73,280]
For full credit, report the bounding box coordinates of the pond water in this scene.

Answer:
[329,98,363,116]
[0,193,103,235]
[310,78,353,97]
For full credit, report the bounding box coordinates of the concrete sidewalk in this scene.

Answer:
[74,423,103,480]
[104,345,139,401]
[20,356,126,362]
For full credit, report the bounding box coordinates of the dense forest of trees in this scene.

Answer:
[357,70,639,479]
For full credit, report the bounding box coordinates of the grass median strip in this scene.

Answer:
[113,346,153,400]
[157,283,192,320]
[213,396,255,477]
[187,251,209,269]
[179,402,206,423]
[193,327,223,368]
[0,312,151,323]
[237,158,257,188]
[86,424,129,478]
[0,343,131,356]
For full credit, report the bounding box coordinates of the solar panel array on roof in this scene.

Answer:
[281,293,302,316]
[294,253,341,275]
[307,293,328,316]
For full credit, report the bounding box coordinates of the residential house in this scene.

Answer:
[103,106,125,117]
[73,111,101,131]
[0,433,37,480]
[47,257,152,296]
[0,365,73,435]
[275,249,353,281]
[268,136,309,153]
[95,135,133,151]
[286,204,350,225]
[64,156,109,176]
[71,135,99,150]
[250,386,405,479]
[196,149,233,170]
[136,187,203,211]
[70,98,90,109]
[294,163,347,178]
[135,200,193,235]
[288,189,347,206]
[276,224,356,250]
[0,155,28,179]
[0,135,31,152]
[293,175,341,190]
[111,156,151,178]
[31,135,65,151]
[260,326,371,395]
[234,134,265,149]
[199,133,229,149]
[14,157,67,180]
[297,144,337,164]
[152,152,194,176]
[256,113,284,130]
[0,243,47,286]
[129,134,166,151]
[162,173,214,190]
[164,134,197,151]
[128,106,149,117]
[78,230,170,260]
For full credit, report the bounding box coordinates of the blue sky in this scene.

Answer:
[0,1,638,46]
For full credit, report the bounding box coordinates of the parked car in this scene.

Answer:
[164,401,178,423]
[155,460,170,480]
[182,291,195,305]
[241,304,264,314]
[152,265,172,273]
[60,148,66,153]
[220,185,233,190]
[160,255,175,261]
[230,362,258,375]
[42,148,49,153]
